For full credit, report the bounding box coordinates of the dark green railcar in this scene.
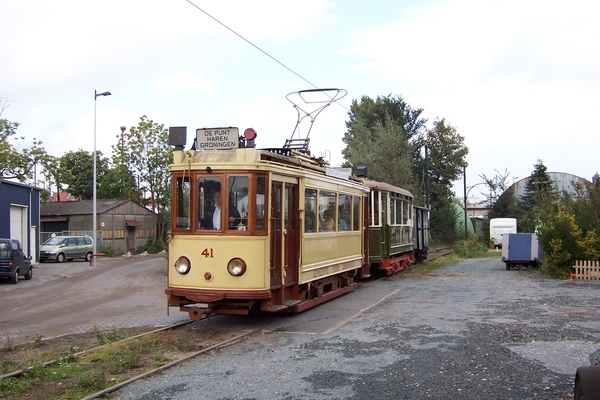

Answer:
[365,180,416,275]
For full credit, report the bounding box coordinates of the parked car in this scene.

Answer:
[39,236,94,263]
[0,238,33,284]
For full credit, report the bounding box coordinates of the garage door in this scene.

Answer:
[10,206,27,253]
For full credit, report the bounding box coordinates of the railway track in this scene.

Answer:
[1,247,455,399]
[81,328,260,400]
[425,246,454,262]
[0,317,257,400]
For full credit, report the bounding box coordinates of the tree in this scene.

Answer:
[425,118,469,199]
[342,115,413,188]
[479,169,511,208]
[342,94,427,196]
[60,150,109,199]
[539,205,600,278]
[425,118,469,242]
[0,94,48,183]
[520,160,557,211]
[121,116,172,239]
[97,165,139,200]
[39,154,63,202]
[516,160,557,233]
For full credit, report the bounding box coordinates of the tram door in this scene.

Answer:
[270,181,299,289]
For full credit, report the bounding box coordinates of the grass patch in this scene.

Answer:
[0,325,242,400]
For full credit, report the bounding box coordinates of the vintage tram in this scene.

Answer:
[164,89,428,320]
[164,128,429,320]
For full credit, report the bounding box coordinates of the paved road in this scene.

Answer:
[114,257,600,400]
[0,255,185,346]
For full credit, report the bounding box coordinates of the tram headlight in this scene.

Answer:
[227,258,247,277]
[174,256,191,275]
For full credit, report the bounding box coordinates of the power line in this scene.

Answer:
[185,0,320,89]
[184,0,350,113]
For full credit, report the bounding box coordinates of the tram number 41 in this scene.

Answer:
[201,248,214,258]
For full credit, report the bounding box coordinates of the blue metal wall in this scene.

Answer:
[0,179,41,259]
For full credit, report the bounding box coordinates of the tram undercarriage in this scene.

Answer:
[166,270,358,320]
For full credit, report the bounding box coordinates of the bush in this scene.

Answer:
[76,370,106,391]
[539,206,600,278]
[134,240,167,255]
[453,236,489,258]
[98,246,118,258]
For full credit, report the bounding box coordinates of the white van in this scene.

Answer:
[489,218,517,248]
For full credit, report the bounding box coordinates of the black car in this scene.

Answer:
[0,238,33,284]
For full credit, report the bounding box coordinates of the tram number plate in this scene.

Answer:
[201,248,214,258]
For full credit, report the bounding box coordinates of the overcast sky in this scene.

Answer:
[2,0,598,200]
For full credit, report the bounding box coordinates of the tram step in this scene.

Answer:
[270,305,288,311]
[284,300,301,306]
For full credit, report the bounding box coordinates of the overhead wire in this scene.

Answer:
[184,0,350,113]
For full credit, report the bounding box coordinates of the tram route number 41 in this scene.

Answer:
[201,248,214,258]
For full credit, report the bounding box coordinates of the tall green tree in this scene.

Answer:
[97,165,139,200]
[516,160,557,233]
[342,115,413,188]
[0,95,48,182]
[520,160,557,211]
[342,94,427,194]
[121,116,172,239]
[60,150,109,199]
[425,118,469,242]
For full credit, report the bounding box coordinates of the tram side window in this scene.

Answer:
[372,191,380,226]
[175,176,191,230]
[227,176,246,230]
[255,177,266,231]
[319,191,337,232]
[197,177,223,230]
[390,197,396,225]
[304,189,317,233]
[395,199,401,226]
[353,196,360,231]
[338,194,351,231]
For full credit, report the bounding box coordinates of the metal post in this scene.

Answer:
[93,90,111,265]
[424,144,430,209]
[463,166,468,238]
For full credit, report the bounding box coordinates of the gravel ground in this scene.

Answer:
[114,257,600,400]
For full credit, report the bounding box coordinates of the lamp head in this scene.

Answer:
[95,90,112,99]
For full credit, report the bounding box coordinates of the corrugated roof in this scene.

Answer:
[41,199,131,216]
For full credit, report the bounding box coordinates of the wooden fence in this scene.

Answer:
[572,260,600,280]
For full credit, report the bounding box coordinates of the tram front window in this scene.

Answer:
[198,177,223,230]
[227,176,248,230]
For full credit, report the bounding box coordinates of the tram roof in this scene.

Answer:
[363,179,413,198]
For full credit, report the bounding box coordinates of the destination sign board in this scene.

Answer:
[196,127,239,150]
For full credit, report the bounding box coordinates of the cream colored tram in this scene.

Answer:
[165,127,369,319]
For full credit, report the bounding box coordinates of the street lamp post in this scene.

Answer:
[93,90,111,266]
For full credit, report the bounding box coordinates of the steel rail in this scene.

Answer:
[0,319,194,380]
[81,328,261,400]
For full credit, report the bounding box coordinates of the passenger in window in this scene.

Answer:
[200,191,241,229]
[320,209,335,232]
